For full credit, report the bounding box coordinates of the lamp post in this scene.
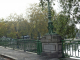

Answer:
[40,0,63,58]
[47,0,54,34]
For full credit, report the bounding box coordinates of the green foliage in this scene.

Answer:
[59,0,80,24]
[28,4,49,39]
[53,14,78,38]
[0,3,78,39]
[7,32,17,38]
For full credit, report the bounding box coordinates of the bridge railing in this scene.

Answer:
[62,40,80,58]
[0,38,42,55]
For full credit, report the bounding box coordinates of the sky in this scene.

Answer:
[0,0,79,29]
[0,0,40,18]
[0,0,61,19]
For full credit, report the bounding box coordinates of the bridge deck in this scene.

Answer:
[0,46,79,60]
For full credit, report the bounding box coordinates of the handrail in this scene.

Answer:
[61,40,80,42]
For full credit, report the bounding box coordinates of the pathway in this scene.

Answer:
[0,46,79,60]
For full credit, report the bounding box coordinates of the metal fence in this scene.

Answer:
[0,38,42,55]
[62,40,80,58]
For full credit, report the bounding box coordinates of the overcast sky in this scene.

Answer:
[0,0,40,18]
[0,0,61,18]
[0,0,79,28]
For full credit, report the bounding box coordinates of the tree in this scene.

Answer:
[5,13,26,38]
[60,0,80,24]
[0,18,8,37]
[39,0,79,39]
[27,4,49,39]
[53,14,78,39]
[57,0,80,39]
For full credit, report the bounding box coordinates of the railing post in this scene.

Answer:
[37,40,42,55]
[24,40,26,52]
[13,40,14,50]
[37,40,40,55]
[10,38,11,48]
[17,40,19,49]
[40,41,42,54]
[62,40,65,58]
[5,39,6,48]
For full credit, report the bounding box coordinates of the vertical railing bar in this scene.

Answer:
[24,41,25,51]
[77,43,78,57]
[72,44,73,56]
[65,43,66,55]
[64,43,65,54]
[70,43,71,56]
[67,43,68,55]
[75,43,76,57]
[78,42,79,57]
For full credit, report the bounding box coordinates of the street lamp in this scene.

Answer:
[47,0,54,34]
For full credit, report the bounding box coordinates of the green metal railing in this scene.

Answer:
[62,40,80,58]
[0,38,42,55]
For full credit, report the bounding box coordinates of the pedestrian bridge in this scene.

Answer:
[0,38,79,60]
[0,46,78,60]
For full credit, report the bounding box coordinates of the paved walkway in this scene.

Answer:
[0,46,79,60]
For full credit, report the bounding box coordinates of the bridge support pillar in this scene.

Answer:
[41,34,63,58]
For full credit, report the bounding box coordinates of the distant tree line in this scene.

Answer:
[0,2,79,39]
